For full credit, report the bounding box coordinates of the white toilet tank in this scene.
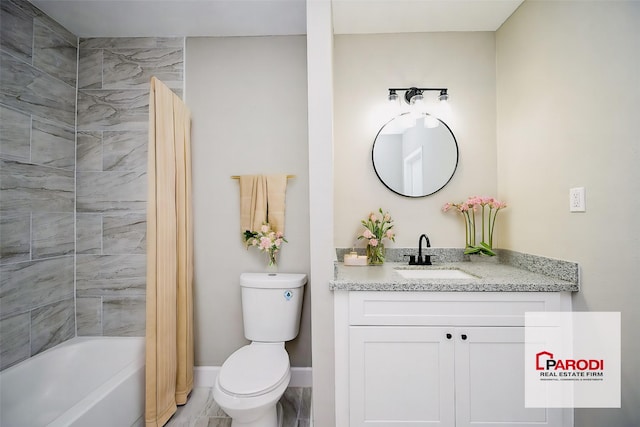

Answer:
[240,273,307,342]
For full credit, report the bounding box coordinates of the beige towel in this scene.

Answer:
[266,174,287,234]
[240,175,267,233]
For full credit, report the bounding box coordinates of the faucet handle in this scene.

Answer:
[404,254,416,265]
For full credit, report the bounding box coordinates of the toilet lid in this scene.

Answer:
[218,344,290,397]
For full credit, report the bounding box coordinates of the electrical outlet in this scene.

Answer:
[569,187,586,212]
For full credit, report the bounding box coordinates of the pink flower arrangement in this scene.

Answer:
[357,209,395,264]
[443,196,507,256]
[244,223,287,266]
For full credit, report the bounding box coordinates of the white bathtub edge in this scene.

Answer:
[194,366,312,388]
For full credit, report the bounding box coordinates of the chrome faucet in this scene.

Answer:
[406,234,432,265]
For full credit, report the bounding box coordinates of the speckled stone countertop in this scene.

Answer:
[330,248,580,292]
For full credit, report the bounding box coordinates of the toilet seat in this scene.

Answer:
[218,343,290,398]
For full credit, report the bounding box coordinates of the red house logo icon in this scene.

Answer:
[536,351,554,370]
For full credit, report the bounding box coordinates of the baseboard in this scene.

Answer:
[194,366,312,388]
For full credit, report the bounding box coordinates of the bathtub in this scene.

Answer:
[0,337,145,427]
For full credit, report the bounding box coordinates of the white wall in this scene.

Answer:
[497,1,640,424]
[307,1,337,423]
[185,36,311,367]
[334,32,498,248]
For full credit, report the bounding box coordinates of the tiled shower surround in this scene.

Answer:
[75,37,183,337]
[0,0,184,370]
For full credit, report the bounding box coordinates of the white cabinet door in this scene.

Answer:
[455,327,563,427]
[349,326,455,426]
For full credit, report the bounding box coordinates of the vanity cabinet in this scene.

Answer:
[334,291,573,427]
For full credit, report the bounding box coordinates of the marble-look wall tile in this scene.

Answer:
[102,296,145,336]
[80,37,183,50]
[103,213,146,254]
[76,213,102,254]
[77,89,149,131]
[0,0,34,63]
[32,12,77,49]
[0,213,30,264]
[103,130,147,171]
[30,297,75,354]
[0,51,76,127]
[0,159,74,212]
[31,119,75,170]
[77,131,103,171]
[0,256,74,319]
[103,48,183,90]
[76,170,146,212]
[33,19,77,87]
[76,297,102,335]
[76,254,146,296]
[0,105,31,161]
[32,212,74,259]
[0,312,31,370]
[78,48,103,90]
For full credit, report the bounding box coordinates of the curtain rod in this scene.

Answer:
[231,175,295,179]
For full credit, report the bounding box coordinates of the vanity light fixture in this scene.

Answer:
[387,87,450,105]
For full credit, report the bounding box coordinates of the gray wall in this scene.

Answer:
[186,36,311,368]
[0,0,77,370]
[75,37,184,336]
[496,1,640,425]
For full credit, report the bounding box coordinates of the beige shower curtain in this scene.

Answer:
[145,77,194,427]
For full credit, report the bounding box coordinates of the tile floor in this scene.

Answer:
[165,387,312,427]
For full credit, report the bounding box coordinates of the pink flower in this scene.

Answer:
[383,213,391,222]
[362,229,374,239]
[386,230,394,239]
[276,231,284,238]
[482,197,494,205]
[369,238,378,247]
[442,202,452,212]
[261,224,270,233]
[275,238,282,247]
[369,213,378,222]
[259,237,271,250]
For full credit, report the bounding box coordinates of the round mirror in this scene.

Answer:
[372,113,459,197]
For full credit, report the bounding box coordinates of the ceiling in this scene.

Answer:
[30,0,524,38]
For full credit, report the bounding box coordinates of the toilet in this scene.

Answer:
[213,272,307,427]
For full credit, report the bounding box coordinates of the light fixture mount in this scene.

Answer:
[388,87,449,104]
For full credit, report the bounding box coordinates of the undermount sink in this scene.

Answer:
[395,268,476,280]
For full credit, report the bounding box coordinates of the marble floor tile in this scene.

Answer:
[78,48,103,90]
[165,387,312,427]
[103,130,147,171]
[76,213,103,254]
[103,213,146,254]
[76,296,102,336]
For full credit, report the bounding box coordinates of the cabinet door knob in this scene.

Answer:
[461,334,468,340]
[446,333,452,339]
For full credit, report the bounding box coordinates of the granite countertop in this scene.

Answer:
[330,258,580,292]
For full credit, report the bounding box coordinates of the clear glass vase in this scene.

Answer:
[366,243,385,265]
